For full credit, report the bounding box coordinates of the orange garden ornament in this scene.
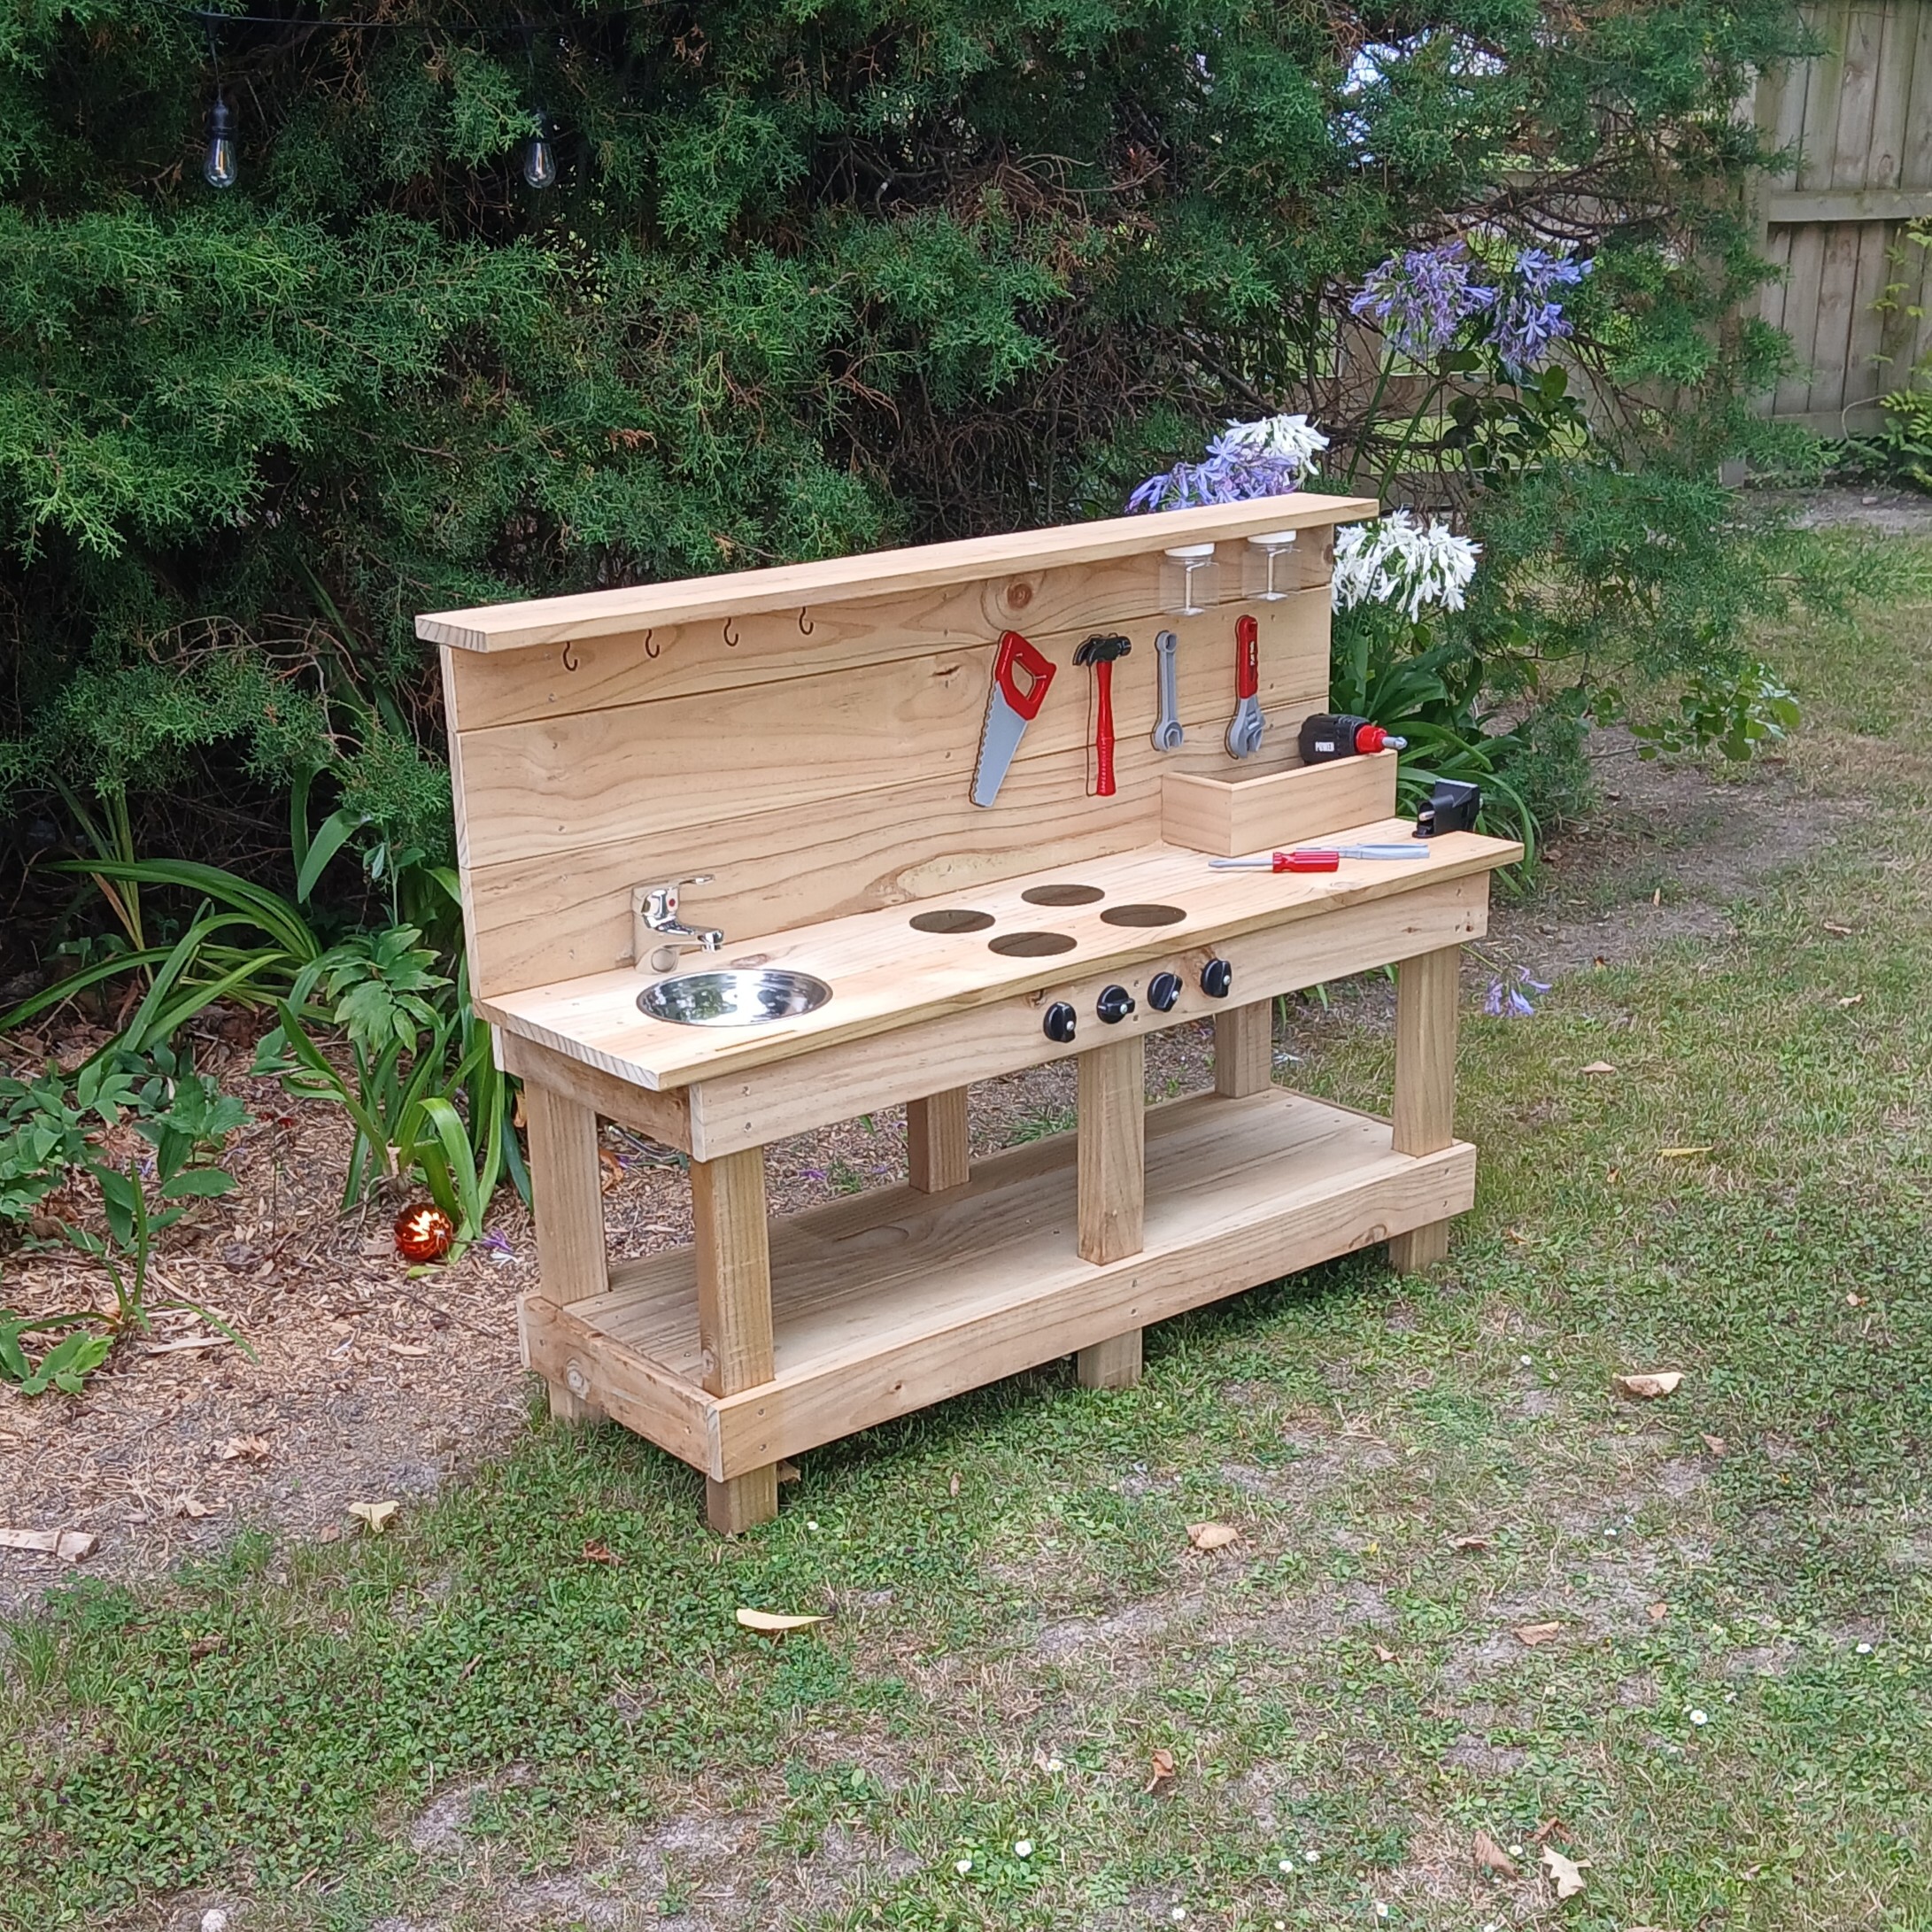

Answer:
[393,1202,454,1264]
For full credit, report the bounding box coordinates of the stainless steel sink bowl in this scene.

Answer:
[637,968,832,1027]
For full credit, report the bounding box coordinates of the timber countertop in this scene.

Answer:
[479,819,1520,1091]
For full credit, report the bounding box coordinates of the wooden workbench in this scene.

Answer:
[421,494,1519,1530]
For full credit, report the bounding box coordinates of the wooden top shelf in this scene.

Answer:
[416,492,1378,653]
[479,818,1519,1092]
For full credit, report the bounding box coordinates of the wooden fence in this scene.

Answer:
[1755,0,1932,433]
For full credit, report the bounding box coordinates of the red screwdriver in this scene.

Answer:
[1209,845,1431,873]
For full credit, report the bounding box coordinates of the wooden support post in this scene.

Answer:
[522,1080,609,1425]
[907,1087,971,1193]
[1077,1329,1143,1391]
[1075,1035,1145,1385]
[1214,1000,1273,1098]
[692,1146,779,1533]
[1387,943,1461,1273]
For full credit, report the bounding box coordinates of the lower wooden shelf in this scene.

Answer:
[520,1086,1475,1482]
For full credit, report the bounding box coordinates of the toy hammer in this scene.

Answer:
[1073,633,1132,797]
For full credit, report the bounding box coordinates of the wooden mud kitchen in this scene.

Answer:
[420,493,1520,1531]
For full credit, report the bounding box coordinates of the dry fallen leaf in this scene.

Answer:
[1836,993,1864,1008]
[188,1634,224,1661]
[347,1499,398,1535]
[1373,1643,1397,1663]
[385,1341,430,1356]
[1823,921,1852,936]
[215,1434,270,1463]
[1144,1746,1177,1793]
[1648,1601,1668,1623]
[1657,1146,1713,1159]
[1186,1521,1240,1552]
[1540,1847,1588,1900]
[0,1526,97,1563]
[1472,1829,1519,1878]
[580,1539,618,1565]
[1579,1061,1617,1076]
[174,1495,215,1520]
[1513,1621,1565,1648]
[316,1524,341,1543]
[1449,1534,1493,1552]
[777,1459,802,1485]
[735,1607,826,1635]
[1613,1371,1683,1402]
[1844,1292,1865,1308]
[1702,1433,1727,1457]
[140,1335,231,1356]
[598,1148,623,1194]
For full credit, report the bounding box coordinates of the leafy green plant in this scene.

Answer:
[254,939,520,1254]
[2,856,327,1039]
[1628,660,1802,763]
[1,1065,251,1394]
[59,1070,249,1333]
[0,1314,112,1395]
[0,1056,141,1226]
[1867,387,1932,493]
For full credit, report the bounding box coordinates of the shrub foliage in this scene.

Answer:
[1,0,1817,931]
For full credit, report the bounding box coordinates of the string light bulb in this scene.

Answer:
[204,92,237,189]
[522,110,556,189]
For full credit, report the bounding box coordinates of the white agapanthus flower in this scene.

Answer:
[1332,509,1480,621]
[1208,412,1331,474]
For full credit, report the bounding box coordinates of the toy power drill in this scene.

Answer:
[1297,713,1407,763]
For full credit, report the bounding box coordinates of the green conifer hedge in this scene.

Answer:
[0,1,1820,947]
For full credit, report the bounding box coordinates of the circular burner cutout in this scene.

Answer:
[1021,882,1105,907]
[988,931,1078,957]
[909,908,995,934]
[1100,902,1186,927]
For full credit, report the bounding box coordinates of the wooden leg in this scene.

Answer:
[1074,1034,1145,1375]
[692,1146,779,1533]
[1214,1000,1273,1098]
[1078,1036,1145,1265]
[1077,1329,1142,1390]
[522,1079,609,1424]
[907,1087,971,1193]
[1387,944,1461,1272]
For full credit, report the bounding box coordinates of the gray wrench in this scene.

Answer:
[1151,630,1183,752]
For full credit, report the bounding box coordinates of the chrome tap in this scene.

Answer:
[634,877,724,974]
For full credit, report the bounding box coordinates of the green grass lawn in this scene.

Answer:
[5,546,1932,1931]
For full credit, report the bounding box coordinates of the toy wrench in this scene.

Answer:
[1150,630,1183,752]
[1225,613,1264,759]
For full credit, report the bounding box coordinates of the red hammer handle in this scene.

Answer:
[1094,660,1117,796]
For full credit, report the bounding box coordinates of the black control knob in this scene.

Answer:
[1042,1001,1078,1044]
[1200,958,1233,1000]
[1095,985,1136,1025]
[1147,970,1183,1013]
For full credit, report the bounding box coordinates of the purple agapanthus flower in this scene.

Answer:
[1488,247,1590,378]
[1482,966,1552,1017]
[1349,241,1496,363]
[1127,413,1329,513]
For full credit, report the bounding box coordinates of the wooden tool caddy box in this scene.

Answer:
[420,494,1519,1530]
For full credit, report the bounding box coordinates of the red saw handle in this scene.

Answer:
[993,630,1055,720]
[1094,661,1117,797]
[1234,614,1259,701]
